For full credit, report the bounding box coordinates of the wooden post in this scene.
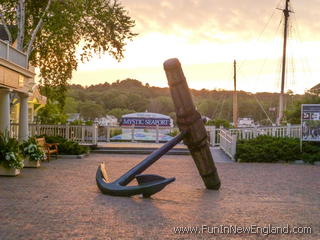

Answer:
[231,135,237,161]
[131,125,135,142]
[287,123,291,137]
[106,126,110,142]
[66,123,70,140]
[210,126,216,146]
[156,125,159,143]
[92,123,98,144]
[164,58,221,190]
[81,124,85,142]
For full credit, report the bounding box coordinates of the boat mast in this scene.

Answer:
[233,59,238,128]
[277,0,290,125]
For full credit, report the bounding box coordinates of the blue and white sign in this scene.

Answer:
[120,112,172,127]
[121,118,171,127]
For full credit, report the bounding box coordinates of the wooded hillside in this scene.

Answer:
[64,78,306,125]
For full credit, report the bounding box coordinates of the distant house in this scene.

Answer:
[238,118,255,128]
[95,115,118,126]
[67,113,82,123]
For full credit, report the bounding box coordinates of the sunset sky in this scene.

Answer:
[72,0,320,93]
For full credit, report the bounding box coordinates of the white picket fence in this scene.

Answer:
[10,123,301,154]
[11,123,98,144]
[219,128,237,160]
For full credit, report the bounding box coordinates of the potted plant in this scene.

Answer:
[0,131,24,176]
[20,137,45,168]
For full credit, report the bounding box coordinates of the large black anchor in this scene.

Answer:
[96,58,221,198]
[96,130,187,198]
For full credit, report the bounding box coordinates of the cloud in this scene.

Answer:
[121,0,320,42]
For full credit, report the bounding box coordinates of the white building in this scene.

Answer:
[0,39,36,140]
[95,115,118,126]
[237,118,255,128]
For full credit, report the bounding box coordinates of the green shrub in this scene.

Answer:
[168,129,179,137]
[236,135,320,163]
[110,128,122,137]
[20,137,45,161]
[58,141,89,155]
[44,135,66,144]
[38,135,89,155]
[0,131,23,169]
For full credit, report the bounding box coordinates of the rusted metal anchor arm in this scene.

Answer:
[96,131,187,197]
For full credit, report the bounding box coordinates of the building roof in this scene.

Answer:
[122,112,171,119]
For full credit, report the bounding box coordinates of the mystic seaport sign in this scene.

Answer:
[120,112,172,127]
[301,104,320,141]
[121,118,171,127]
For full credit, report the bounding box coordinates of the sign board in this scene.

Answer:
[120,117,171,127]
[301,104,320,141]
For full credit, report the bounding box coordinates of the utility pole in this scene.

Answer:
[233,60,238,128]
[277,0,290,125]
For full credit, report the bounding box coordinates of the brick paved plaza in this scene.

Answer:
[0,154,319,240]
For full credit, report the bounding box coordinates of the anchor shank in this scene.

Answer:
[164,58,221,190]
[118,131,187,186]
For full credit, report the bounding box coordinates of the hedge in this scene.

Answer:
[235,135,320,163]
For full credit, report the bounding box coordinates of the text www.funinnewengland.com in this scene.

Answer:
[173,225,313,236]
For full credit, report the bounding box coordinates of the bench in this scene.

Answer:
[36,138,59,161]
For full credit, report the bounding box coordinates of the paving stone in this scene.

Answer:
[0,154,319,240]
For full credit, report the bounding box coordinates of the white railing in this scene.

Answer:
[219,128,237,160]
[229,124,301,140]
[9,123,302,148]
[11,123,98,144]
[0,40,28,68]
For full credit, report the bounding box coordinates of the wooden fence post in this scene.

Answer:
[156,125,159,143]
[287,123,291,137]
[106,126,110,142]
[231,135,237,161]
[92,123,98,144]
[66,123,70,140]
[131,125,135,142]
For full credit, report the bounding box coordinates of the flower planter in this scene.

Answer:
[24,158,40,168]
[0,165,20,176]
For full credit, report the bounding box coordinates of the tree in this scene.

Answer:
[148,96,174,114]
[79,101,105,120]
[36,102,67,124]
[206,119,231,128]
[63,97,79,114]
[0,0,136,108]
[107,108,134,120]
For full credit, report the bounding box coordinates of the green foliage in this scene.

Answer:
[107,108,135,120]
[0,131,23,169]
[206,119,231,128]
[36,103,67,124]
[110,128,122,138]
[285,93,320,124]
[63,97,79,114]
[20,137,45,162]
[168,129,179,137]
[58,141,89,155]
[42,135,88,155]
[0,0,136,108]
[66,79,306,125]
[79,101,105,120]
[43,135,66,144]
[236,135,320,163]
[148,96,174,115]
